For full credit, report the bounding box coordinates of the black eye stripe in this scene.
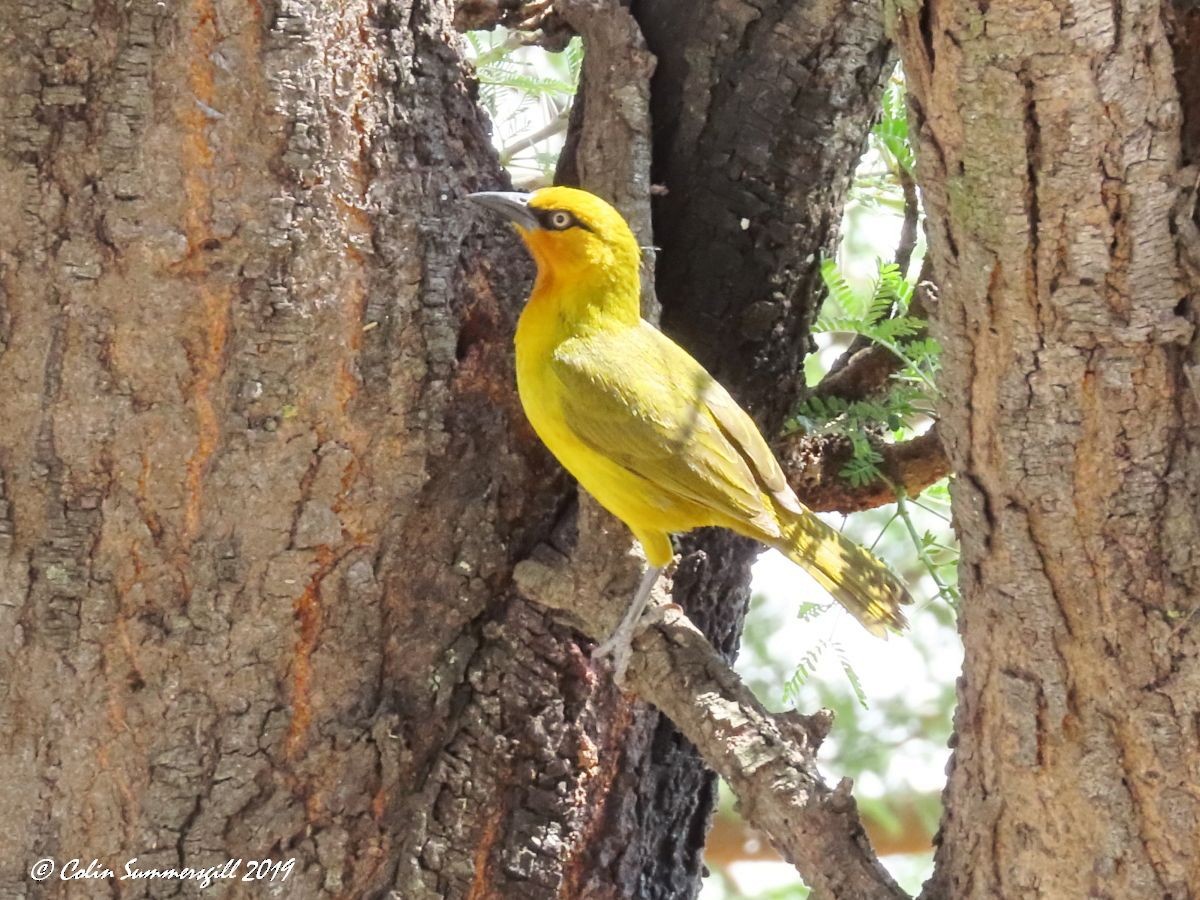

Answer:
[533,208,593,232]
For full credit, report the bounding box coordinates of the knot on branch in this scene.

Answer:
[829,777,858,814]
[776,707,835,752]
[513,537,649,641]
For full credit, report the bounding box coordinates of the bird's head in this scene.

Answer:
[469,186,642,301]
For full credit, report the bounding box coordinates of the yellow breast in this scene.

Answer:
[513,290,684,557]
[514,292,601,482]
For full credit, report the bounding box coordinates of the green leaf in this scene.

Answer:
[840,456,882,487]
[783,639,832,705]
[820,258,861,317]
[796,600,829,622]
[837,644,870,709]
[871,316,923,341]
[872,73,915,176]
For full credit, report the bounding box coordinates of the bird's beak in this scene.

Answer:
[468,191,538,230]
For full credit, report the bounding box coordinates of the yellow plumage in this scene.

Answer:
[475,185,910,641]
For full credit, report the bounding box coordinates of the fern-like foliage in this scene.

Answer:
[793,258,940,488]
[874,76,915,177]
[782,638,833,706]
[795,256,960,609]
[465,29,583,185]
[850,68,917,213]
[782,635,872,710]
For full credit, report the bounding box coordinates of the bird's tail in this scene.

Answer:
[772,509,912,637]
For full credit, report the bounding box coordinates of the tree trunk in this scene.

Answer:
[894,2,1200,896]
[0,0,572,896]
[0,2,889,899]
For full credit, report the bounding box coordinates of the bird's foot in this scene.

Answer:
[592,619,637,684]
[592,604,676,684]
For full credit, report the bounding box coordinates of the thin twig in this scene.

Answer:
[893,489,959,605]
[816,167,926,398]
[499,108,570,163]
[894,165,920,279]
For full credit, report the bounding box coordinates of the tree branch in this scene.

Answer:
[498,108,570,164]
[894,165,920,280]
[810,343,910,405]
[514,547,910,900]
[812,273,932,404]
[778,426,949,514]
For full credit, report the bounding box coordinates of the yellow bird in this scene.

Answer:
[470,186,911,668]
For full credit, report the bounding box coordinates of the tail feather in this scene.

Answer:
[774,510,912,637]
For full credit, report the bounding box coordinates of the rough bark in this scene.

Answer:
[0,1,896,899]
[643,0,893,420]
[0,0,578,897]
[893,1,1200,897]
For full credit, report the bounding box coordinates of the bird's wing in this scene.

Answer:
[701,377,805,515]
[550,325,790,535]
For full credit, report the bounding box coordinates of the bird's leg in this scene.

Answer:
[593,564,664,681]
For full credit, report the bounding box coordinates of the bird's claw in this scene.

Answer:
[592,624,635,684]
[592,603,674,684]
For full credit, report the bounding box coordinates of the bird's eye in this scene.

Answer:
[548,210,573,230]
